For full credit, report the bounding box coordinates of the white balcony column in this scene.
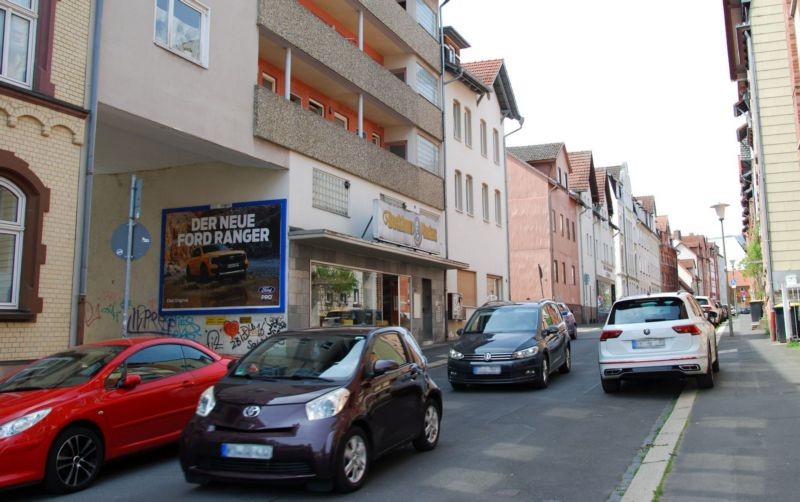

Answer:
[358,93,364,138]
[284,47,292,100]
[358,10,364,51]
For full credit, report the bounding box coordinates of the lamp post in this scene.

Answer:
[711,203,734,336]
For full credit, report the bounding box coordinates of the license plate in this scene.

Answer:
[632,338,665,349]
[221,443,273,460]
[227,263,240,269]
[473,366,501,375]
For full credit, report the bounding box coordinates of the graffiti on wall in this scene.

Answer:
[85,293,287,355]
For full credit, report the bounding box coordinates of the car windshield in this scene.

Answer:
[609,298,688,324]
[695,298,709,306]
[0,345,125,392]
[233,335,366,381]
[202,244,229,253]
[464,306,539,333]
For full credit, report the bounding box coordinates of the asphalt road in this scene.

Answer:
[8,328,686,502]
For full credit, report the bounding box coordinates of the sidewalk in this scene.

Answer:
[659,316,800,501]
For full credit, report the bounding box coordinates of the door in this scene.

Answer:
[100,344,197,454]
[422,279,433,341]
[364,332,421,450]
[541,304,566,367]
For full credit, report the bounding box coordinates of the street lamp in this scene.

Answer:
[711,203,734,337]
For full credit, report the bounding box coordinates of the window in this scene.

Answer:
[388,141,407,159]
[0,0,36,87]
[313,168,349,216]
[308,98,324,117]
[571,266,576,285]
[390,68,406,82]
[553,260,558,283]
[261,73,276,92]
[486,275,503,301]
[454,170,463,211]
[122,344,186,382]
[551,209,556,232]
[416,63,438,105]
[464,108,473,147]
[572,221,576,242]
[560,214,564,236]
[181,345,214,370]
[480,120,487,157]
[465,175,474,215]
[562,262,566,284]
[457,269,477,307]
[371,133,381,146]
[0,178,24,309]
[416,134,439,175]
[453,100,462,140]
[566,218,570,240]
[154,0,210,66]
[415,0,437,37]
[494,190,502,226]
[333,112,348,129]
[481,184,489,222]
[370,333,409,366]
[290,93,302,105]
[493,128,500,164]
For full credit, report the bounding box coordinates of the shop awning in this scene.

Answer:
[289,229,470,270]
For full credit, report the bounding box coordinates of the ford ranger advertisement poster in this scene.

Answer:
[159,199,286,314]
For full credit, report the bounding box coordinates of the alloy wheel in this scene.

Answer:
[423,405,440,444]
[343,435,367,484]
[55,433,99,488]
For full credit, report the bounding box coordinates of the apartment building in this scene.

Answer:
[441,27,521,333]
[633,195,661,294]
[507,143,581,315]
[593,167,616,317]
[83,0,462,353]
[723,0,800,321]
[0,0,92,364]
[656,215,680,292]
[607,164,639,297]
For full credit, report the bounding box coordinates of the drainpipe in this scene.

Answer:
[439,0,450,340]
[284,47,292,100]
[502,118,524,299]
[73,0,104,347]
[745,30,776,314]
[547,181,558,300]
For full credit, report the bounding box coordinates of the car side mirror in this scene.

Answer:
[119,374,141,389]
[456,328,464,336]
[373,359,400,376]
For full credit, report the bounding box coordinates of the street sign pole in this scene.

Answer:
[121,175,141,338]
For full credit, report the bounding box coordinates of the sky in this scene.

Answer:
[444,0,746,264]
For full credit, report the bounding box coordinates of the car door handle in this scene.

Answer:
[181,380,194,387]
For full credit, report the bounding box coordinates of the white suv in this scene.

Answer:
[694,296,721,326]
[598,292,719,393]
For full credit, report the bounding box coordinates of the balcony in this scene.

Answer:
[258,0,441,140]
[254,86,444,209]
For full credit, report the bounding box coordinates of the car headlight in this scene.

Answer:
[196,386,216,417]
[512,346,539,359]
[0,408,51,439]
[306,387,350,421]
[449,348,464,360]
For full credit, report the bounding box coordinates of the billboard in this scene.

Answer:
[160,199,286,315]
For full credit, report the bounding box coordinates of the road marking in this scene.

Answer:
[718,348,738,354]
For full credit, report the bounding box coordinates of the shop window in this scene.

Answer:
[154,0,210,67]
[312,168,349,217]
[0,0,37,87]
[0,150,49,321]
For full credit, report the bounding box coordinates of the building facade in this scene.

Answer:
[507,143,581,315]
[656,215,680,292]
[82,0,462,354]
[568,150,601,323]
[0,0,91,365]
[441,27,522,335]
[633,195,662,294]
[607,164,639,297]
[593,167,616,318]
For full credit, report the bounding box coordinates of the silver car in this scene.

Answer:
[598,292,720,393]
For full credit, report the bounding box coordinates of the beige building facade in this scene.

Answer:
[0,0,91,365]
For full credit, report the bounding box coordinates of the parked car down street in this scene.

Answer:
[447,300,571,390]
[0,337,231,493]
[180,326,442,493]
[598,292,719,393]
[556,302,578,339]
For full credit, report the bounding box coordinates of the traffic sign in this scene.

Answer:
[111,223,151,260]
[730,278,736,288]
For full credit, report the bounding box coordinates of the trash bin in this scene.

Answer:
[750,300,763,322]
[775,304,787,343]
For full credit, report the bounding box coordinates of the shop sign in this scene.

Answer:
[159,199,286,315]
[372,199,441,254]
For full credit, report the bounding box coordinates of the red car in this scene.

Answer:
[0,337,231,494]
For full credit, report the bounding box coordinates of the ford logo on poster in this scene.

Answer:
[159,199,286,315]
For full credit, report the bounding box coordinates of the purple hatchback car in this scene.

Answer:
[179,327,442,493]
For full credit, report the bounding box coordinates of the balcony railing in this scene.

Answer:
[254,86,444,210]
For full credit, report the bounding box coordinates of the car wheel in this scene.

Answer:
[570,328,577,340]
[334,427,369,493]
[558,345,571,374]
[712,346,720,373]
[697,346,715,389]
[200,265,210,283]
[534,356,549,389]
[44,426,104,494]
[601,378,621,393]
[450,382,467,391]
[412,400,441,452]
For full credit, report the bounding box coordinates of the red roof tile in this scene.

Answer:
[635,195,656,215]
[567,151,592,192]
[461,59,504,88]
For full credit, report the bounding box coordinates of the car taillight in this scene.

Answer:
[672,324,702,335]
[600,329,623,341]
